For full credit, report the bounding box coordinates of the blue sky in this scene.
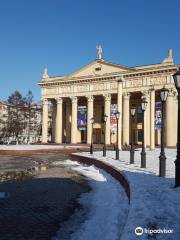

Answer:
[0,0,180,102]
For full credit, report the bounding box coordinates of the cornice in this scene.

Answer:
[38,64,178,87]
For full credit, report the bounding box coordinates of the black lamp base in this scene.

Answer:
[130,149,134,164]
[141,151,146,168]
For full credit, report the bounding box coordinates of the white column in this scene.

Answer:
[51,102,56,142]
[104,93,111,145]
[146,92,150,147]
[66,102,71,143]
[87,95,94,144]
[155,129,161,146]
[55,97,63,143]
[150,89,155,149]
[117,79,123,149]
[71,96,78,144]
[122,92,130,145]
[166,89,177,147]
[141,91,149,148]
[42,99,48,143]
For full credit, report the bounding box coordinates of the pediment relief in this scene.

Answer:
[68,60,132,78]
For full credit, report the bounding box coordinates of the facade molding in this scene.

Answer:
[56,97,63,104]
[87,95,94,102]
[42,99,49,105]
[70,96,78,103]
[123,92,130,99]
[104,93,111,101]
[39,64,178,87]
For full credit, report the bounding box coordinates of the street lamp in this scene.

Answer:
[159,87,169,177]
[130,106,136,164]
[115,111,120,160]
[90,117,94,154]
[141,95,148,168]
[173,70,180,187]
[103,114,108,157]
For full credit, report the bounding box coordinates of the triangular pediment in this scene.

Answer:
[68,60,133,78]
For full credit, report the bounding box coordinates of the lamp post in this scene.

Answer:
[103,114,108,157]
[159,87,169,177]
[141,95,148,168]
[90,117,94,154]
[173,70,180,187]
[130,106,136,164]
[115,111,120,160]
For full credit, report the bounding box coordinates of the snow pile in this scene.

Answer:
[80,148,176,178]
[53,160,129,240]
[75,149,180,239]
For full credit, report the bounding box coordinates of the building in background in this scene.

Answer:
[0,100,42,144]
[39,48,178,148]
[0,100,8,142]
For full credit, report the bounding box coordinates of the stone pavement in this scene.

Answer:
[0,153,90,240]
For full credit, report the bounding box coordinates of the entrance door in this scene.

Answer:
[137,129,143,144]
[135,123,142,145]
[81,130,87,143]
[94,129,101,144]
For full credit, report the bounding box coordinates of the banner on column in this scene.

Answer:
[77,106,87,130]
[110,104,117,132]
[155,102,162,129]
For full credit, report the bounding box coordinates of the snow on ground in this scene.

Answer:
[52,160,129,240]
[75,149,180,240]
[0,145,84,150]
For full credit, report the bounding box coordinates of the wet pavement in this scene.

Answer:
[0,153,90,240]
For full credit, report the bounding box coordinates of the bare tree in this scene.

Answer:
[24,90,34,143]
[0,91,42,144]
[7,91,25,142]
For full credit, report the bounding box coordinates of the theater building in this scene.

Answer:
[38,47,178,148]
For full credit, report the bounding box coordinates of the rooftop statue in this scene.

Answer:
[96,45,102,60]
[163,49,174,63]
[42,68,49,79]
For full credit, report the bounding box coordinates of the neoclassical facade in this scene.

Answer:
[38,48,178,148]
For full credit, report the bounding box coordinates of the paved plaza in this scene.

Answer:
[0,153,90,240]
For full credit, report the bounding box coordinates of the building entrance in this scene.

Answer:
[94,129,101,144]
[81,130,87,143]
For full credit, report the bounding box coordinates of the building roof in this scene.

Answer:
[39,49,177,84]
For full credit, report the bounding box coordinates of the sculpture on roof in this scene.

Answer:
[163,49,174,63]
[96,45,102,60]
[42,67,49,79]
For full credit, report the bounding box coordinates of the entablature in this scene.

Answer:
[41,74,176,100]
[39,64,178,88]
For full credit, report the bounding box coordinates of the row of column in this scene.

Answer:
[142,90,155,150]
[41,90,151,146]
[42,84,177,147]
[140,89,177,148]
[41,94,114,145]
[42,97,63,143]
[166,89,178,146]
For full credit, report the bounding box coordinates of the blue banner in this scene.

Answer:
[155,102,162,129]
[77,106,87,130]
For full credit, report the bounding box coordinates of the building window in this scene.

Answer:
[95,67,101,71]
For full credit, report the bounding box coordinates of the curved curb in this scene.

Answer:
[0,148,89,156]
[69,154,130,203]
